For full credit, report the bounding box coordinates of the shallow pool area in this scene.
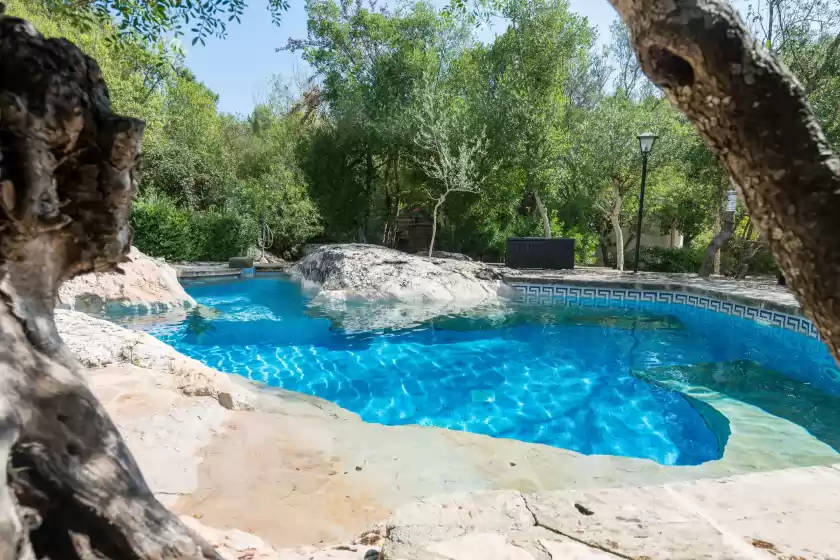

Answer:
[125,275,840,467]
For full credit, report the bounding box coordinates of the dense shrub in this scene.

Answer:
[131,195,194,260]
[721,239,779,277]
[624,243,778,276]
[629,246,703,273]
[190,211,257,261]
[132,195,256,261]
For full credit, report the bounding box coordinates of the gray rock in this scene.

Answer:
[290,244,517,331]
[292,244,513,304]
[55,309,253,410]
[429,250,473,262]
[58,246,195,314]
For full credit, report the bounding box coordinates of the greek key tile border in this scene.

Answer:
[508,283,819,339]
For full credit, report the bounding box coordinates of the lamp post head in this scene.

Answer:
[637,132,658,156]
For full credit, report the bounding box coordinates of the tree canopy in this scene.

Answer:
[13,0,839,273]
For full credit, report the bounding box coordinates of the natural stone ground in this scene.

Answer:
[384,469,840,559]
[72,309,840,558]
[58,308,254,410]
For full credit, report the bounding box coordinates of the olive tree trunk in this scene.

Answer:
[429,197,444,258]
[609,183,624,271]
[698,211,734,277]
[608,0,840,362]
[0,10,219,559]
[533,190,552,238]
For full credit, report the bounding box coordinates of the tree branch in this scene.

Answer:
[608,0,840,360]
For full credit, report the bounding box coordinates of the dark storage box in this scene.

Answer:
[505,238,575,270]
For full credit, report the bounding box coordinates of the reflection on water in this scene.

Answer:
[111,275,840,467]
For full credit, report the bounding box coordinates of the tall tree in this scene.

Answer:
[411,80,491,256]
[607,0,840,361]
[567,94,680,269]
[288,0,444,242]
[482,0,594,238]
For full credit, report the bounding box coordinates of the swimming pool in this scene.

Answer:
[129,274,840,467]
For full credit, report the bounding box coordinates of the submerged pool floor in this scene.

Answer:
[130,275,840,467]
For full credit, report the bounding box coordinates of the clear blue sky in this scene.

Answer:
[184,0,620,116]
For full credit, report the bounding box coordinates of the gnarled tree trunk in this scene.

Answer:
[609,182,625,271]
[609,0,840,362]
[533,190,551,238]
[698,211,734,277]
[0,10,218,559]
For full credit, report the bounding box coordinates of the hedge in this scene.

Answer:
[131,196,256,261]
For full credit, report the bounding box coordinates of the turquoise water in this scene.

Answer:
[128,275,840,467]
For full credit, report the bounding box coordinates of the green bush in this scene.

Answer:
[132,194,256,261]
[190,211,257,261]
[721,239,778,277]
[629,246,703,273]
[131,195,194,260]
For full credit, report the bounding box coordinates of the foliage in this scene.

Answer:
[630,246,703,273]
[131,194,256,261]
[720,240,779,277]
[17,0,840,266]
[130,194,195,261]
[41,0,290,45]
[745,0,840,145]
[8,0,324,261]
[411,76,492,256]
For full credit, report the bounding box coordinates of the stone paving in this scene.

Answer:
[384,466,840,559]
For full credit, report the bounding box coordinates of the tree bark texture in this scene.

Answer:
[712,189,723,275]
[609,0,840,361]
[0,11,219,559]
[610,183,624,271]
[699,211,735,277]
[533,190,552,238]
[429,198,443,258]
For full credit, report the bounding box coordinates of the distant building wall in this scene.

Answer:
[595,225,683,265]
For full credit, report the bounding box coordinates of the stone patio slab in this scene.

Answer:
[523,486,749,559]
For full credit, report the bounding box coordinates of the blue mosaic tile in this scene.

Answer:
[509,282,818,339]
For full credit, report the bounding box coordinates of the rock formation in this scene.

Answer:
[292,244,512,304]
[56,309,253,410]
[291,244,516,331]
[58,246,195,314]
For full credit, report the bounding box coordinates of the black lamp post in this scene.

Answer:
[633,131,658,273]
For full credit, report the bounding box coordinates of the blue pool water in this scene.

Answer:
[128,275,840,467]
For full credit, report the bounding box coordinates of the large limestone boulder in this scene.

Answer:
[292,244,512,304]
[291,244,516,331]
[58,246,195,314]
